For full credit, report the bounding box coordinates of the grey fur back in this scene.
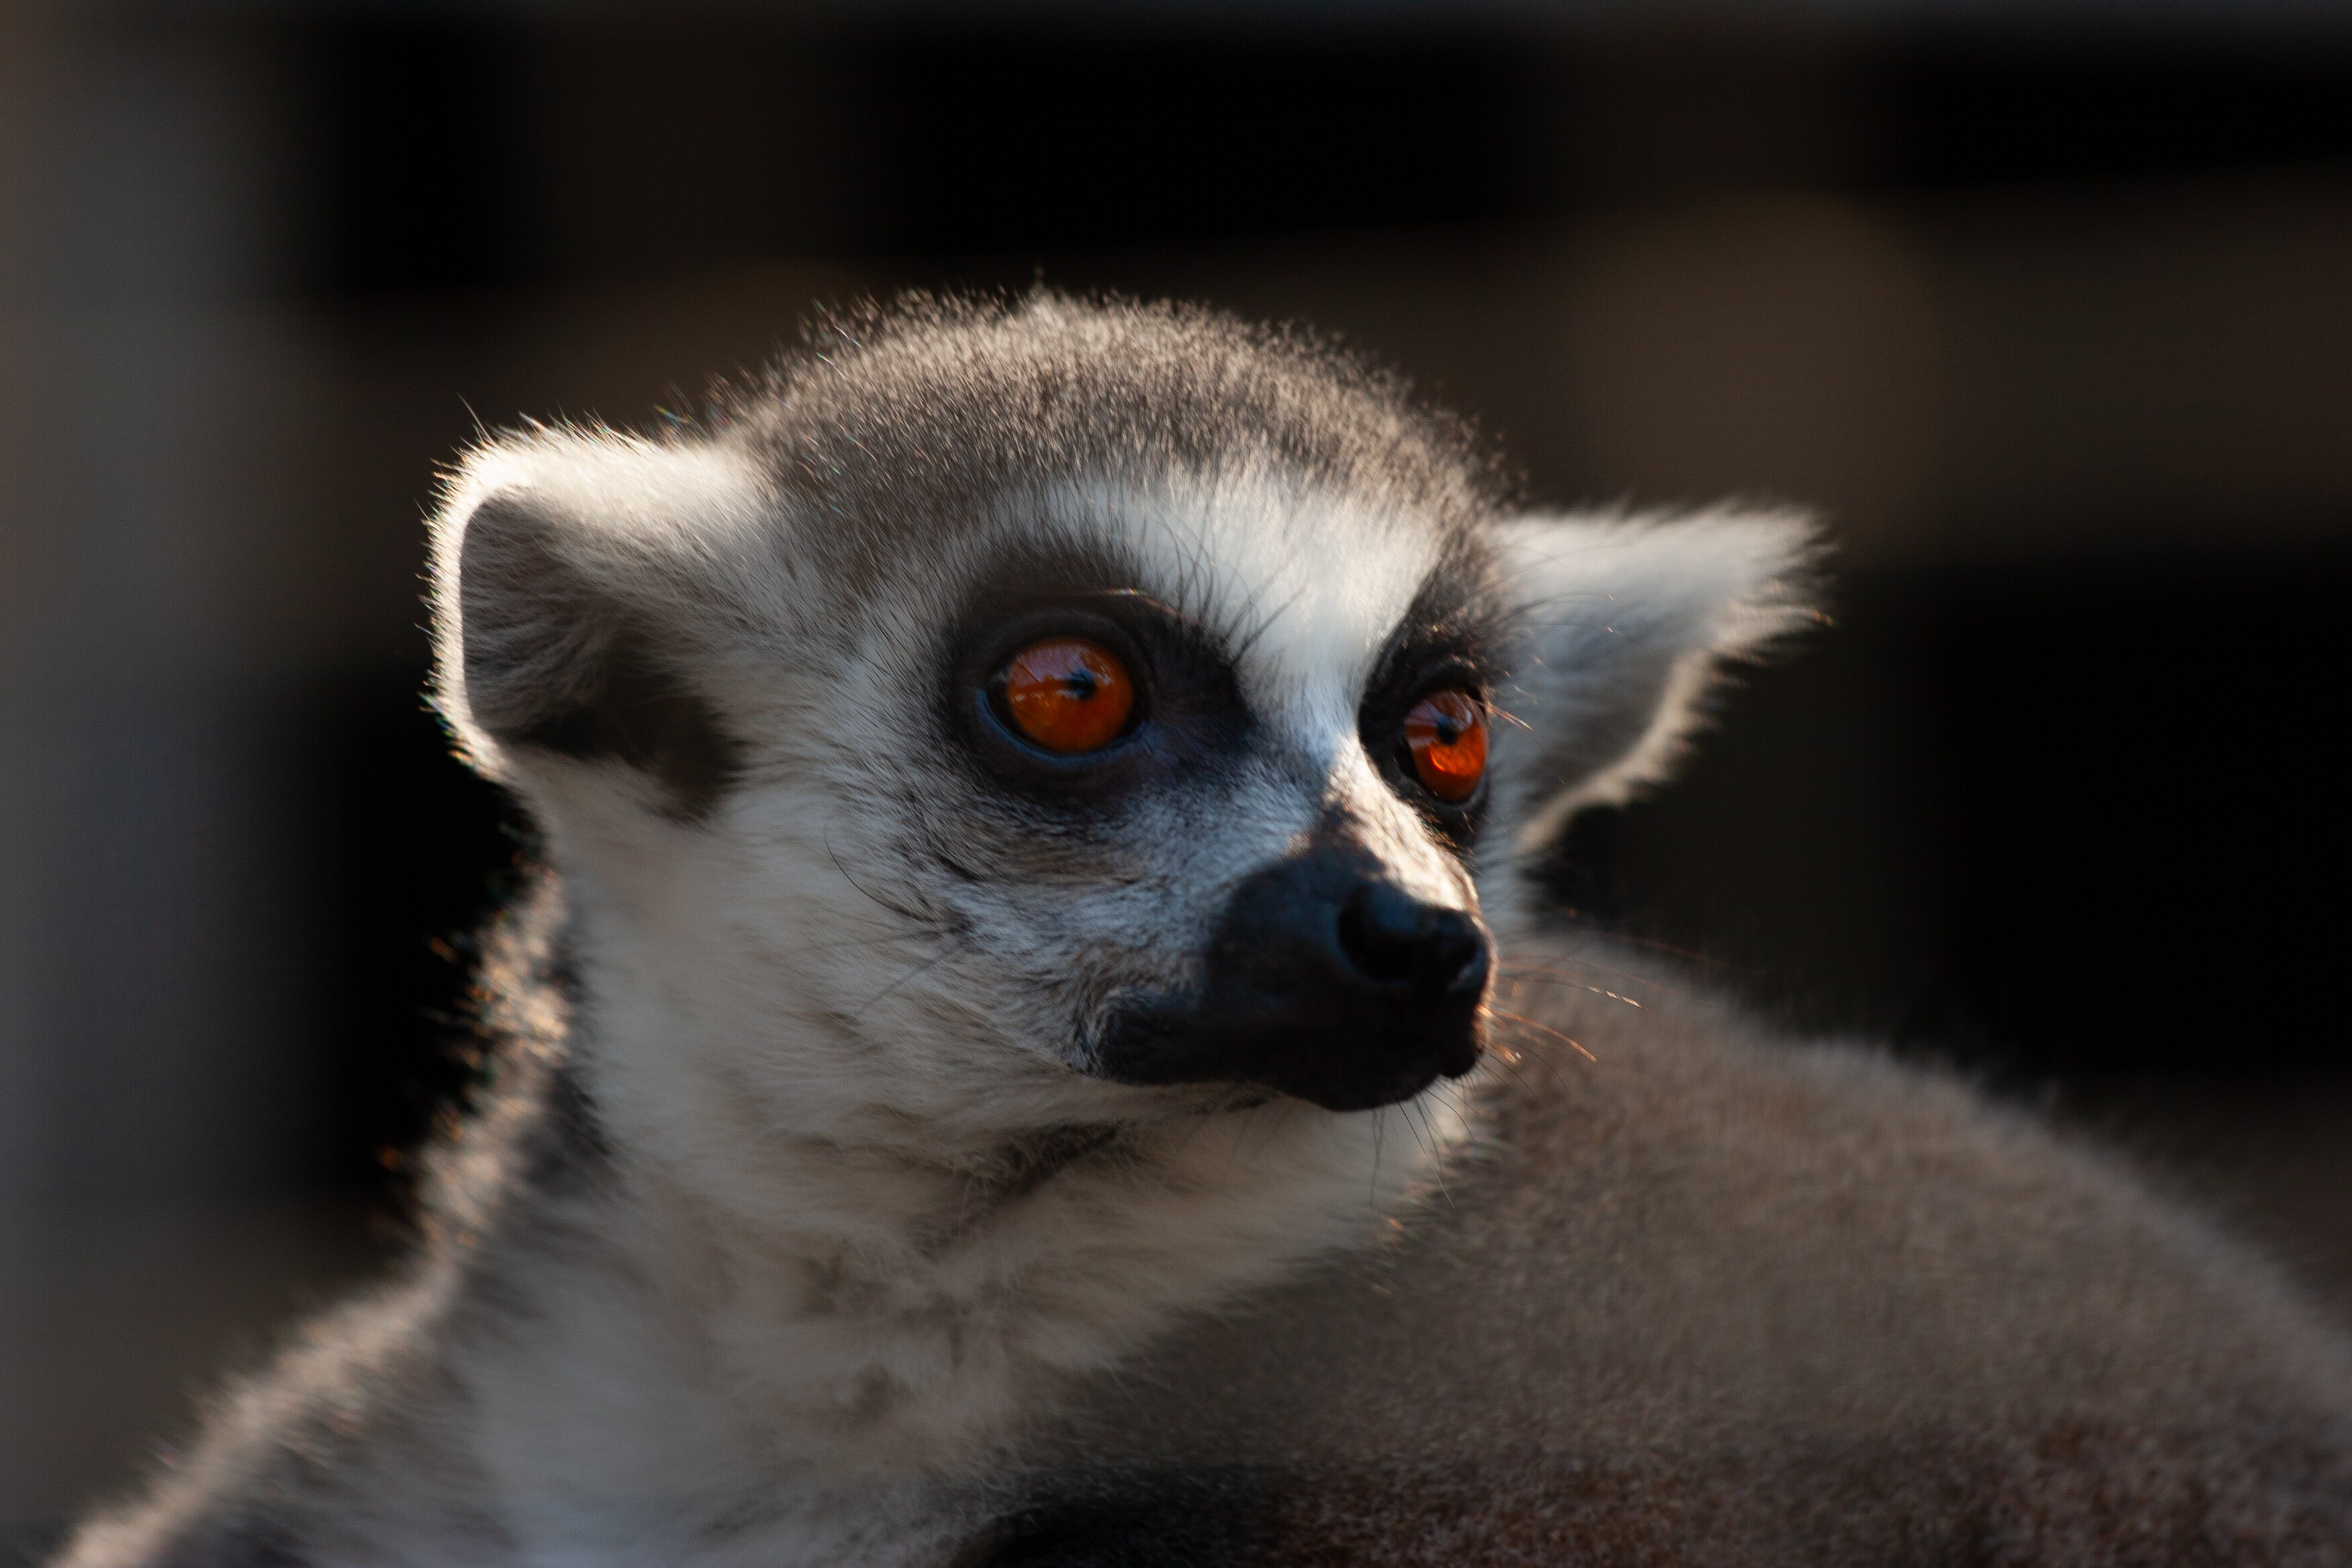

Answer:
[1010,935,2352,1565]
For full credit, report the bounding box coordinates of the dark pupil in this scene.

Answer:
[1432,713,1461,744]
[1065,671,1099,701]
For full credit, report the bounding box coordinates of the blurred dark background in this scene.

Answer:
[3,0,2349,1544]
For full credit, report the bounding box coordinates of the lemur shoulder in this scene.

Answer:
[53,296,2352,1567]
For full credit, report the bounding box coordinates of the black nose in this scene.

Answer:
[1336,882,1490,1001]
[1093,844,1492,1112]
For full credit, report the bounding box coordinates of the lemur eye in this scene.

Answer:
[1403,689,1488,803]
[995,637,1137,754]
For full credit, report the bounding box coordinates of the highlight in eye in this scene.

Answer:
[1403,689,1488,803]
[997,636,1137,754]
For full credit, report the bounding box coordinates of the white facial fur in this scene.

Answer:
[427,437,1483,1481]
[421,328,1813,1486]
[435,446,1485,1138]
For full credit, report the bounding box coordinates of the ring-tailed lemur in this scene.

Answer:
[53,295,2352,1567]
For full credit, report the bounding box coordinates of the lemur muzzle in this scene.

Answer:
[1094,844,1491,1112]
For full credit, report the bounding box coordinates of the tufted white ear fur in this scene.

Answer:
[426,428,780,818]
[1485,508,1819,864]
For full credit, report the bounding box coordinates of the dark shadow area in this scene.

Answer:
[281,667,528,1193]
[283,15,2352,295]
[1556,543,2352,1077]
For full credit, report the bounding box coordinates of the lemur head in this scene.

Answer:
[429,295,1809,1154]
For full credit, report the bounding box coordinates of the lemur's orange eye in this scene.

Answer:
[997,637,1136,754]
[1404,689,1488,803]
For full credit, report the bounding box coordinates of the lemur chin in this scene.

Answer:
[53,295,2352,1568]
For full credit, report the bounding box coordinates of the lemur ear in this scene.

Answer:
[427,431,771,824]
[1485,508,1820,856]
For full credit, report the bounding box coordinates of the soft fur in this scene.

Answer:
[1007,960,2352,1565]
[50,295,2352,1567]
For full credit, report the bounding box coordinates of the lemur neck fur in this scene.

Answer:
[478,877,1469,1486]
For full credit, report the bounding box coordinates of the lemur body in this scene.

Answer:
[53,298,2352,1567]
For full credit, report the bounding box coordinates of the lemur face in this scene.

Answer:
[430,297,1810,1145]
[857,478,1502,1115]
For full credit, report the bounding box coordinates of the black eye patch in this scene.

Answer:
[1357,556,1510,846]
[942,549,1253,810]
